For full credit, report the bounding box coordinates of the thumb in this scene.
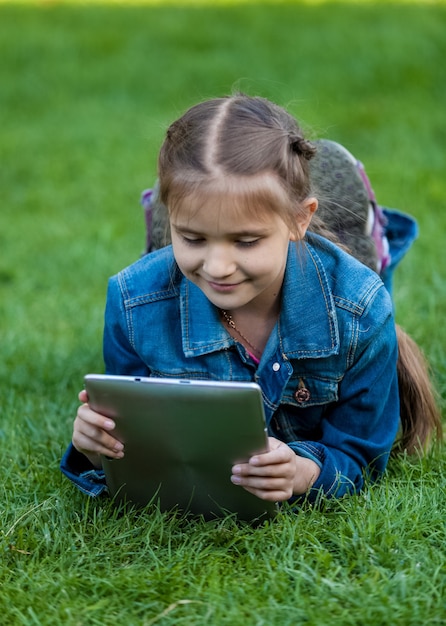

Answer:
[78,389,89,403]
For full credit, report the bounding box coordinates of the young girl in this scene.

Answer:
[61,94,441,504]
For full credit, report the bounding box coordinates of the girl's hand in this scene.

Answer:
[230,437,321,502]
[72,389,124,469]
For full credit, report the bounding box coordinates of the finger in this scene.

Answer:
[243,485,291,502]
[74,411,123,446]
[73,423,124,459]
[75,416,123,448]
[231,471,291,490]
[77,403,116,431]
[73,434,124,460]
[266,436,283,450]
[244,444,293,468]
[238,478,293,502]
[78,389,89,403]
[73,407,123,459]
[232,461,292,479]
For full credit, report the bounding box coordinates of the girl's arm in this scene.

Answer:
[231,288,400,503]
[288,299,400,501]
[60,276,150,495]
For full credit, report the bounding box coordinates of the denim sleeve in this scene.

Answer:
[60,443,107,497]
[289,289,400,503]
[103,274,151,377]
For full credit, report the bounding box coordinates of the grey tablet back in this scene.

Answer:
[84,374,277,521]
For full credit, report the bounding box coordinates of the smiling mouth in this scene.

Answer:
[207,280,242,292]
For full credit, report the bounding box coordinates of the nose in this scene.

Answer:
[202,243,236,279]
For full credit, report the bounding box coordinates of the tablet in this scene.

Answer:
[84,374,277,521]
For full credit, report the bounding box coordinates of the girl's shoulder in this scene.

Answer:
[111,246,183,300]
[306,231,378,272]
[304,233,391,313]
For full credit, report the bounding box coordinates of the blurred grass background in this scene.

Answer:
[1,1,445,624]
[1,0,445,396]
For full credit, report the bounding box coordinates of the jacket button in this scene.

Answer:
[294,386,311,403]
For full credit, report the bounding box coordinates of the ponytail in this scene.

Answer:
[394,324,443,454]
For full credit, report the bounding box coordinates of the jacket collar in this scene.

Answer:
[279,237,339,358]
[180,236,340,359]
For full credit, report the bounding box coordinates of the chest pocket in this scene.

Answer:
[283,374,339,408]
[270,375,340,442]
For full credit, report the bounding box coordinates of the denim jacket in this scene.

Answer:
[60,233,399,502]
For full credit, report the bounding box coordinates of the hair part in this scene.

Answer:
[158,94,317,239]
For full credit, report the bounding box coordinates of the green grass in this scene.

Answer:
[1,1,445,624]
[2,455,446,624]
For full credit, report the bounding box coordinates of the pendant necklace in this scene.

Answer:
[220,309,260,356]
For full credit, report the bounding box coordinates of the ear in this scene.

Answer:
[289,197,318,241]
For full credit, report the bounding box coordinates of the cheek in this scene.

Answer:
[171,241,186,271]
[242,255,286,283]
[172,243,199,275]
[250,242,288,274]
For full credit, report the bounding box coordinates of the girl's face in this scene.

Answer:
[170,179,315,315]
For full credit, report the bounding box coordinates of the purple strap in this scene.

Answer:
[141,188,154,253]
[356,161,391,273]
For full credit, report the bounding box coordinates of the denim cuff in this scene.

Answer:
[288,441,347,504]
[60,443,108,497]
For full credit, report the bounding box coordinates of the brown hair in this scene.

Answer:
[158,94,316,239]
[394,325,442,453]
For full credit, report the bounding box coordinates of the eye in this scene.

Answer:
[237,238,261,248]
[181,235,204,246]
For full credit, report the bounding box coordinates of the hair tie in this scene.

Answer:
[289,134,316,161]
